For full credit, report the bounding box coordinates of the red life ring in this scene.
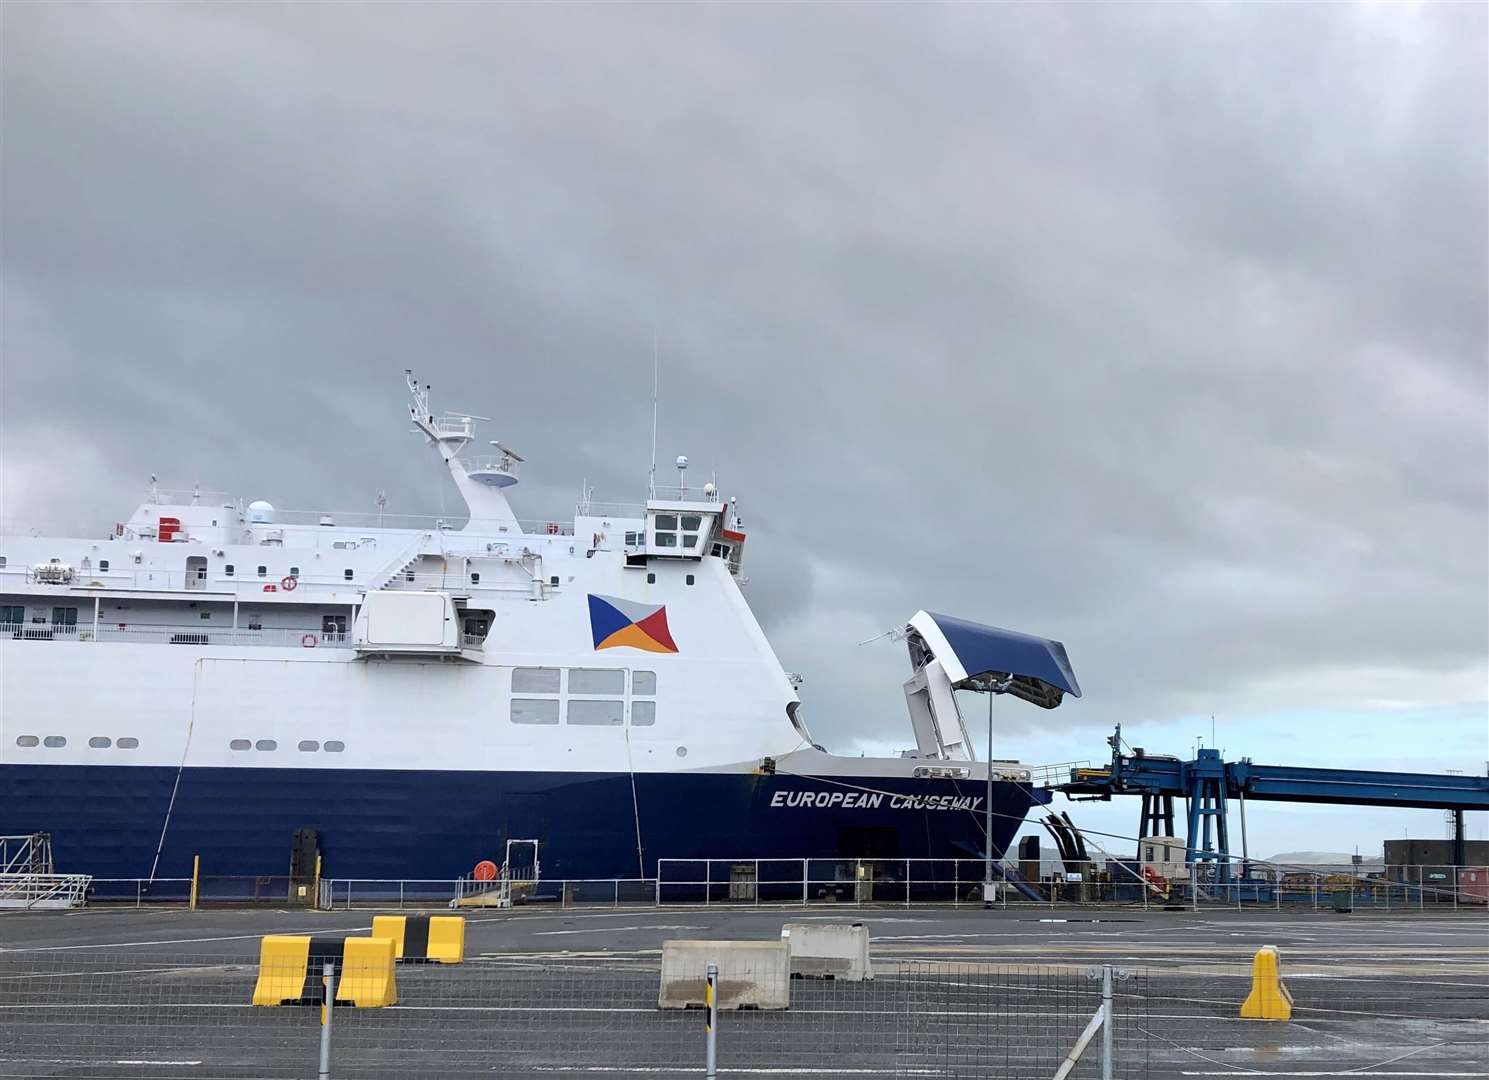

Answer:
[281,576,298,591]
[473,859,498,882]
[301,633,318,648]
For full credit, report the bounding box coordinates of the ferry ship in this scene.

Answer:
[0,374,1080,884]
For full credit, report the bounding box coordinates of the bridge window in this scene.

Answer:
[511,698,559,725]
[653,514,678,548]
[567,699,623,725]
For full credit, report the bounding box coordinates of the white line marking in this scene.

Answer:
[0,924,373,952]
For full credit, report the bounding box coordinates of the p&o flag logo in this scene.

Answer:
[588,594,678,654]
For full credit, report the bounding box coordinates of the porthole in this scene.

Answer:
[298,740,319,752]
[43,735,66,748]
[324,740,345,753]
[230,739,251,751]
[89,736,112,749]
[15,735,38,747]
[675,746,687,758]
[117,737,139,749]
[255,739,277,751]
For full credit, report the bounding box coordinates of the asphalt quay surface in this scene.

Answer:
[1,904,1485,1079]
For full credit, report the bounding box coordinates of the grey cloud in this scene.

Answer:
[2,2,1484,759]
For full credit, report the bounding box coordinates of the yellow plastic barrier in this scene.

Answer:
[426,915,466,964]
[251,935,312,1006]
[336,936,398,1007]
[1239,945,1292,1020]
[366,914,465,963]
[371,915,408,959]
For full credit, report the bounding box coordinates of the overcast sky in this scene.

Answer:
[3,3,1485,855]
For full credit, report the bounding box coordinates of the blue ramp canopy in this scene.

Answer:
[906,611,1081,709]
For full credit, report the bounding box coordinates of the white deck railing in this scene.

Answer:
[1,622,354,648]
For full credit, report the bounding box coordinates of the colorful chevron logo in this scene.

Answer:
[588,594,678,654]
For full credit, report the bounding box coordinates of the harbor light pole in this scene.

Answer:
[983,676,1013,907]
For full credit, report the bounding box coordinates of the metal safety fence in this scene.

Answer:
[49,860,1489,913]
[0,951,1150,1079]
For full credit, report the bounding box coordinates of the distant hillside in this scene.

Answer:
[1267,850,1383,868]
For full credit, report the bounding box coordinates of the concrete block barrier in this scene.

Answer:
[658,940,790,1010]
[780,922,872,980]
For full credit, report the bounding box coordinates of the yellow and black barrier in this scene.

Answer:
[1239,945,1292,1021]
[370,914,465,964]
[251,935,397,1008]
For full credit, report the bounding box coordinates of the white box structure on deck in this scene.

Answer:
[780,922,872,981]
[657,940,790,1010]
[357,591,458,651]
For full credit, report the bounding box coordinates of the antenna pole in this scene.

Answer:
[649,334,659,499]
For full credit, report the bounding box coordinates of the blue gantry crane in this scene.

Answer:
[1055,725,1489,883]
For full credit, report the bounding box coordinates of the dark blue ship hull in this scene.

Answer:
[2,764,1047,884]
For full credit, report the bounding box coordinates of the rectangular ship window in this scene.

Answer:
[511,698,559,725]
[632,670,656,695]
[512,667,561,694]
[631,700,656,726]
[567,699,623,726]
[568,668,624,695]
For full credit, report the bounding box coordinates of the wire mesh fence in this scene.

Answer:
[0,950,1149,1079]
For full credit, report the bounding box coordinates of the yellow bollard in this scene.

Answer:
[1240,945,1292,1020]
[189,855,200,912]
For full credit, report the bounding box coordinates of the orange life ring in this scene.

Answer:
[473,860,498,882]
[280,576,298,591]
[301,633,318,648]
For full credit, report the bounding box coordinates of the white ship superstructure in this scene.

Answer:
[1,374,1076,884]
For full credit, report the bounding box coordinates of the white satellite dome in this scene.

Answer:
[247,500,275,524]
